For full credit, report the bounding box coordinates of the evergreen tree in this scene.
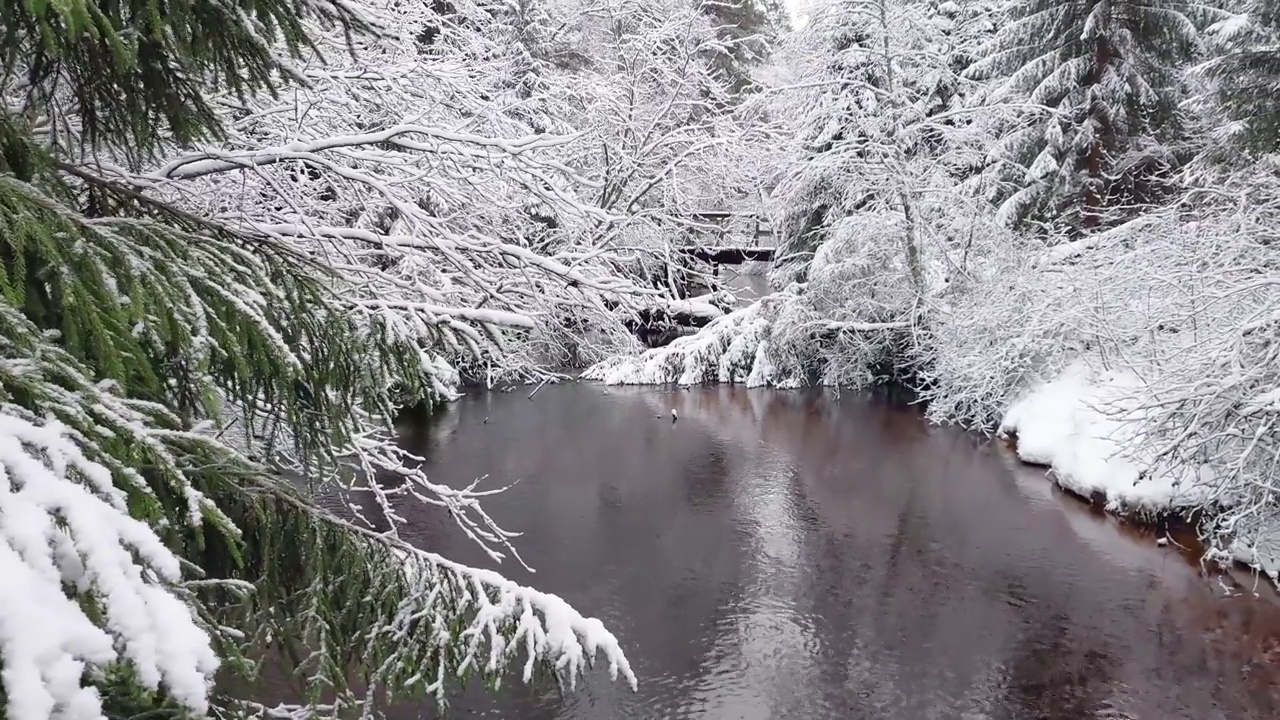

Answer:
[966,0,1205,232]
[1198,0,1280,155]
[699,0,788,91]
[0,1,634,718]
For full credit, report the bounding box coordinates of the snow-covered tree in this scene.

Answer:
[762,0,1002,374]
[967,0,1209,232]
[141,0,686,379]
[1196,0,1280,156]
[767,0,1001,285]
[0,0,648,717]
[700,0,789,91]
[519,0,782,325]
[590,0,1014,388]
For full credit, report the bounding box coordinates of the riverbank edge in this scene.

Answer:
[995,363,1280,590]
[998,431,1280,592]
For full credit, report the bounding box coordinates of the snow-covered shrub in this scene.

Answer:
[583,292,810,387]
[806,214,922,323]
[1100,179,1280,580]
[789,213,927,386]
[916,229,1101,428]
[583,295,913,390]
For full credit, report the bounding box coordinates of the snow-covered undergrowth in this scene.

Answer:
[585,214,921,388]
[583,291,798,387]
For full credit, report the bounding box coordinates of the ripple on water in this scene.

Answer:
[273,384,1280,719]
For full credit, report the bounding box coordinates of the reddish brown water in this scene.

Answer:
[357,384,1280,717]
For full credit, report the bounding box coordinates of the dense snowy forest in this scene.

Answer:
[2,0,1280,717]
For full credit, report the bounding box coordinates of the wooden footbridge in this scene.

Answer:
[674,211,776,265]
[618,210,778,347]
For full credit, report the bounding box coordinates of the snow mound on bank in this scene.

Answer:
[1000,361,1280,583]
[999,361,1218,514]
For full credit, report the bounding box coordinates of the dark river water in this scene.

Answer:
[378,383,1280,719]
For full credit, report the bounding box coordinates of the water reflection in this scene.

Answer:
[367,384,1280,718]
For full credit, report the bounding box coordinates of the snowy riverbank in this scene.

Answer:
[999,361,1280,586]
[998,361,1219,516]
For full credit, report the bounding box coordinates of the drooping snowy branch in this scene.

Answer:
[0,412,219,720]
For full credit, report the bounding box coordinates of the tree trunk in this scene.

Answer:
[900,191,924,299]
[1081,35,1114,231]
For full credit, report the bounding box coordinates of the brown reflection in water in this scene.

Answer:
[258,383,1280,719]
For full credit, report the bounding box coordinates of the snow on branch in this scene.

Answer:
[0,412,218,720]
[152,126,584,182]
[397,545,637,694]
[121,0,756,388]
[210,483,636,713]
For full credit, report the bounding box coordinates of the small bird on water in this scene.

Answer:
[671,408,678,423]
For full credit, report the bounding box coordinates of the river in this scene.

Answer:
[382,383,1280,719]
